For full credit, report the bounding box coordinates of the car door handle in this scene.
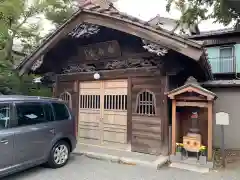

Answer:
[1,139,8,144]
[49,129,55,134]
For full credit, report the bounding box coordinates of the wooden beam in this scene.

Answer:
[58,67,161,82]
[75,52,154,64]
[176,101,208,108]
[172,99,176,154]
[207,101,213,161]
[175,95,207,101]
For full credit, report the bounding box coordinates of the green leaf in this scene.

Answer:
[166,0,239,26]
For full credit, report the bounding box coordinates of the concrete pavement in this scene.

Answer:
[3,155,240,180]
[74,143,169,169]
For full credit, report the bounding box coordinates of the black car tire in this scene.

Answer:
[47,140,70,169]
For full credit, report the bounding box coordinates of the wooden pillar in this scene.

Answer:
[75,80,80,137]
[207,101,213,161]
[54,75,59,98]
[171,99,176,154]
[127,77,132,144]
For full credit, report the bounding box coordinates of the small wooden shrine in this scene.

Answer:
[168,77,216,166]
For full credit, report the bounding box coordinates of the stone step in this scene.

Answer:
[170,162,210,173]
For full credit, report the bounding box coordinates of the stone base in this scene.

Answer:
[170,155,213,172]
[170,162,210,173]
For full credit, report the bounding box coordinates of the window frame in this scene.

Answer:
[135,89,157,116]
[79,94,101,109]
[51,101,71,121]
[219,46,234,58]
[104,94,127,111]
[219,45,235,73]
[0,102,14,130]
[13,101,52,127]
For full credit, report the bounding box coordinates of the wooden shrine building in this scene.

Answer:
[17,1,214,162]
[167,77,216,165]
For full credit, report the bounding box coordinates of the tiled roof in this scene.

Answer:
[189,27,238,38]
[202,80,240,87]
[167,82,216,97]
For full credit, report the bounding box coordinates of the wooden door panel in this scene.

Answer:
[78,81,101,145]
[103,111,127,126]
[102,79,128,146]
[78,79,128,149]
[79,81,101,89]
[104,80,128,88]
[103,131,127,143]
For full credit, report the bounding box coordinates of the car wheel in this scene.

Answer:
[47,140,70,168]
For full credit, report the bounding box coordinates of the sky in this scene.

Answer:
[114,0,235,31]
[20,0,236,39]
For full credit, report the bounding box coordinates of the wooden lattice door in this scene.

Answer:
[78,80,128,149]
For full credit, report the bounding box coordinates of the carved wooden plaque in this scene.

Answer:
[77,40,121,61]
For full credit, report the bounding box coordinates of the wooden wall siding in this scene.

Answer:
[131,76,165,155]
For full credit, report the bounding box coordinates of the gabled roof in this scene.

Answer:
[17,2,212,79]
[167,83,217,100]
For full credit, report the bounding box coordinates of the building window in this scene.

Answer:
[219,46,234,73]
[60,91,72,109]
[136,90,156,115]
[79,95,100,109]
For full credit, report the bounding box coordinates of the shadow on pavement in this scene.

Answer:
[2,155,77,180]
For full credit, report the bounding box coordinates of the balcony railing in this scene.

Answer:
[208,56,236,74]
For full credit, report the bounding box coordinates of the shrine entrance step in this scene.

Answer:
[170,156,213,173]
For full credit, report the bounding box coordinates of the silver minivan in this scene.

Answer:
[0,95,77,178]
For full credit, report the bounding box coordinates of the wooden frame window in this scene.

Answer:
[104,95,127,110]
[79,95,100,109]
[136,90,156,115]
[60,91,72,109]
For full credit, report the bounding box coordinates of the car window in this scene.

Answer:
[16,102,49,126]
[52,102,70,121]
[0,104,10,129]
[43,103,54,122]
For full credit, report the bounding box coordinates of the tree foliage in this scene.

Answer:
[0,0,63,96]
[166,0,239,27]
[44,0,78,27]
